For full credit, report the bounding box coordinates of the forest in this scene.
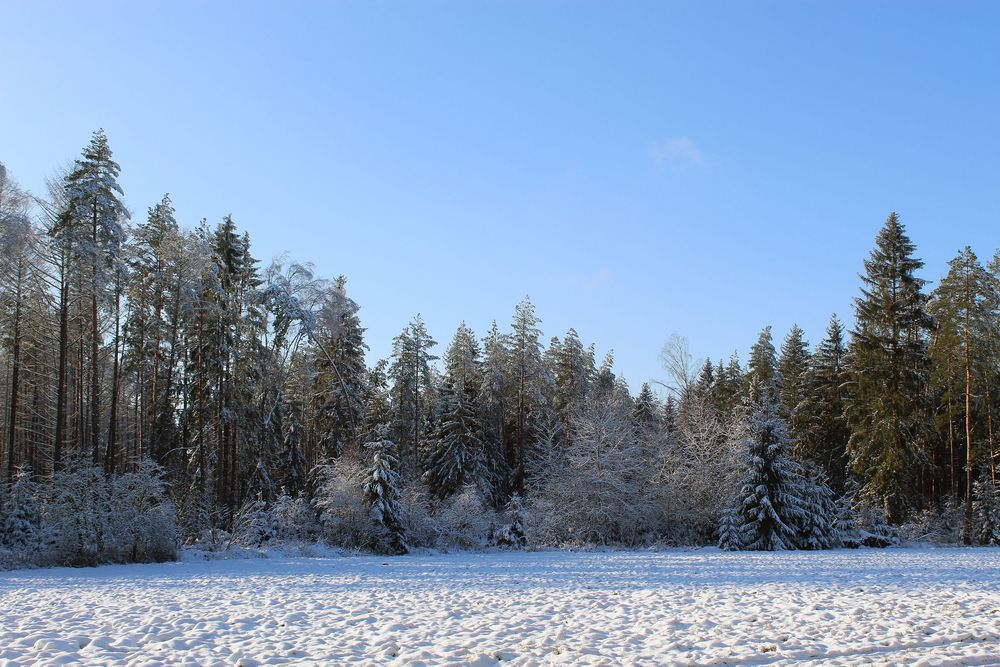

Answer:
[1,130,1000,568]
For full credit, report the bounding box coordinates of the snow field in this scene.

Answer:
[1,547,999,666]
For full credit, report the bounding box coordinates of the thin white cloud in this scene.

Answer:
[651,137,704,167]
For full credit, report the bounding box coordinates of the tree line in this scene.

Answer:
[1,130,999,566]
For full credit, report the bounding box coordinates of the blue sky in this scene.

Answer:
[2,1,998,392]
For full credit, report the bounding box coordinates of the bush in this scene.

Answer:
[107,460,178,562]
[898,498,963,545]
[313,460,379,550]
[436,485,496,549]
[2,458,177,569]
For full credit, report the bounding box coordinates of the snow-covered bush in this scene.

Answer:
[229,493,277,548]
[42,458,177,566]
[853,500,898,547]
[313,459,378,550]
[527,398,657,546]
[436,484,496,549]
[47,461,111,566]
[106,460,177,562]
[898,498,963,545]
[272,491,319,543]
[656,394,744,544]
[398,479,437,549]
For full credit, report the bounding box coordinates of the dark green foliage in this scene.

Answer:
[748,326,778,403]
[845,213,933,523]
[794,315,851,493]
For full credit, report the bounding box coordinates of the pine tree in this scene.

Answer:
[594,350,617,399]
[479,321,511,495]
[363,360,392,441]
[0,170,36,484]
[794,315,850,492]
[57,129,130,467]
[125,193,184,466]
[281,399,308,495]
[363,434,407,555]
[928,247,998,539]
[846,213,933,523]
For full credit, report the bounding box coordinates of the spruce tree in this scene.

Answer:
[972,473,1000,545]
[794,315,850,492]
[507,297,547,492]
[778,324,810,421]
[717,506,743,550]
[795,467,837,550]
[444,322,482,396]
[549,328,591,417]
[388,315,437,475]
[731,398,809,550]
[662,395,678,434]
[633,383,660,427]
[363,434,407,555]
[478,322,510,494]
[748,325,778,403]
[313,276,368,458]
[424,381,485,498]
[846,213,932,523]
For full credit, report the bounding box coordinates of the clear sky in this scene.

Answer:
[2,1,998,392]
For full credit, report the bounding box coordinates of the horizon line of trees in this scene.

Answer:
[2,130,1000,566]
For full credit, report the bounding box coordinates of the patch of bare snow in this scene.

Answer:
[1,547,999,665]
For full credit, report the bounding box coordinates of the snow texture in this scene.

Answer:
[1,548,999,666]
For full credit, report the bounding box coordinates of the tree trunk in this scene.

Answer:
[963,264,974,543]
[5,258,24,483]
[105,278,124,476]
[53,251,70,471]
[90,206,101,466]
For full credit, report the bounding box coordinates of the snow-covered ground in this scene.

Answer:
[1,548,999,666]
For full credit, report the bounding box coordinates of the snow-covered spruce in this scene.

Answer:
[363,434,408,555]
[720,397,837,551]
